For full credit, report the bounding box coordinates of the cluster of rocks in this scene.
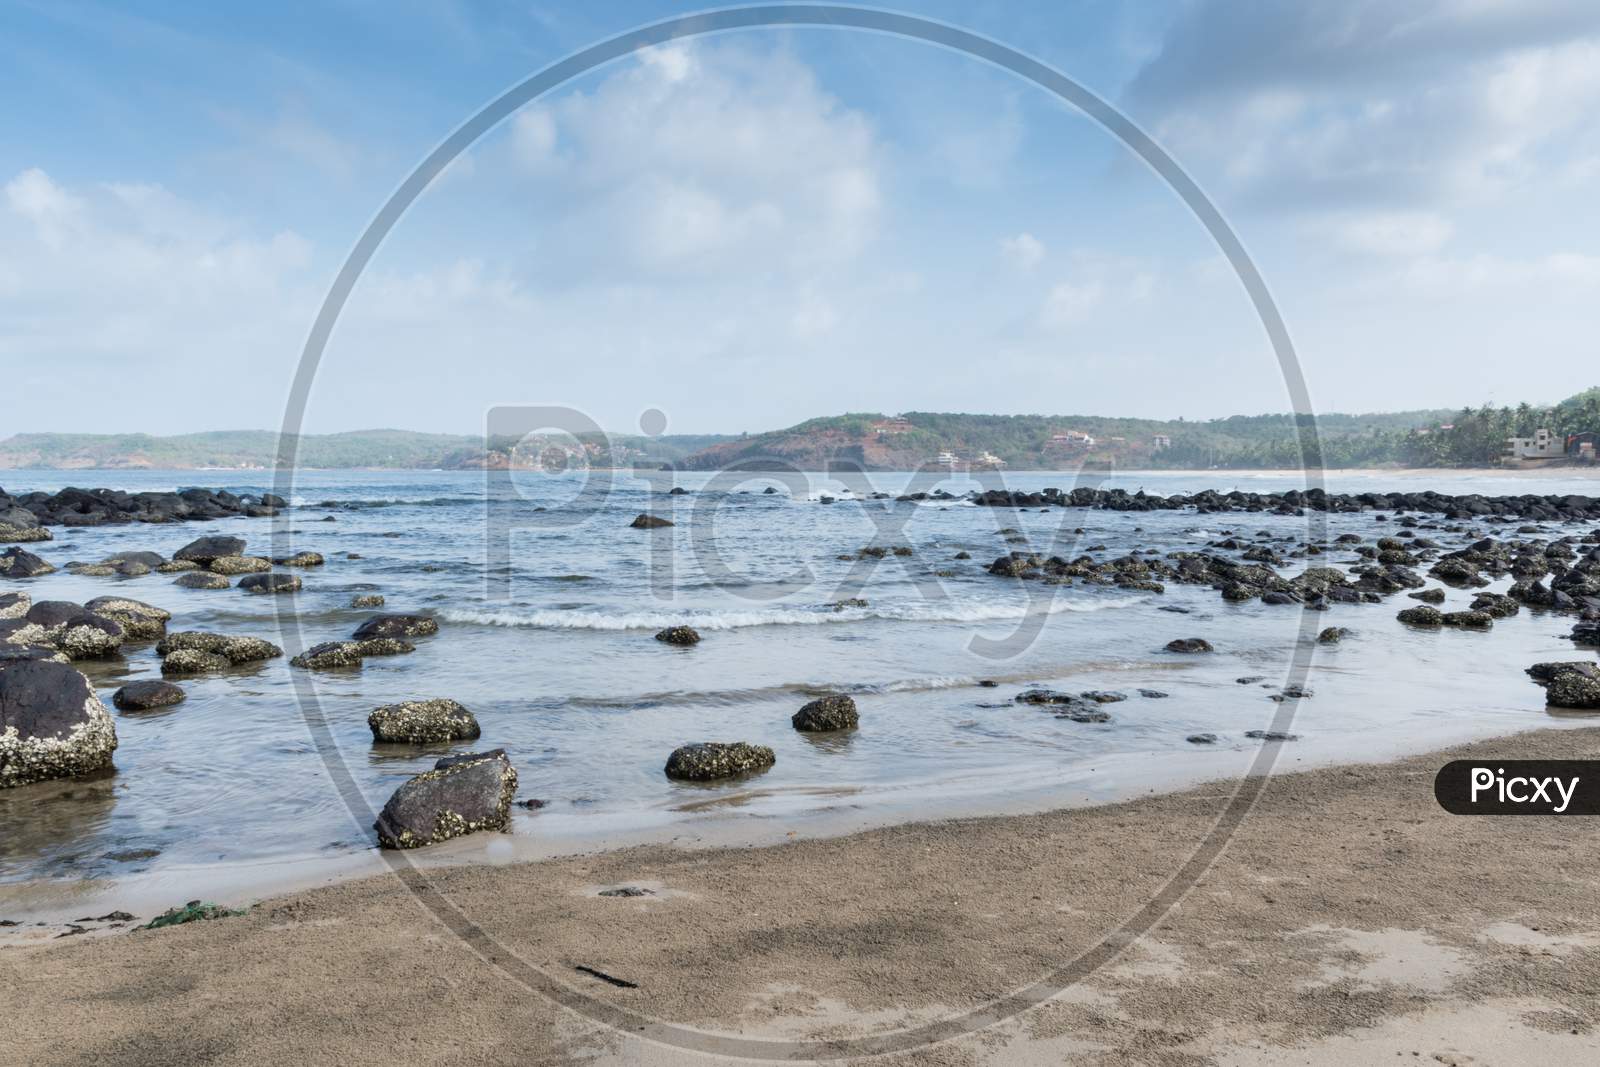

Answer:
[940,485,1600,522]
[0,595,171,660]
[0,486,287,542]
[1526,661,1600,709]
[157,631,283,674]
[290,614,434,670]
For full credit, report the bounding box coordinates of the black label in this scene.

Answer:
[1435,760,1600,815]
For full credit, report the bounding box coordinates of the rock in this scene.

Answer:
[0,643,66,665]
[1397,606,1443,627]
[1408,588,1446,604]
[290,641,365,670]
[1080,691,1128,703]
[83,597,171,641]
[238,572,302,595]
[664,742,776,781]
[0,547,54,578]
[792,693,858,732]
[0,506,50,543]
[1525,662,1600,686]
[19,602,125,659]
[654,626,701,646]
[368,699,481,744]
[1014,689,1078,705]
[272,551,324,567]
[156,560,200,573]
[1272,684,1314,701]
[374,750,517,849]
[0,593,28,620]
[0,660,118,788]
[157,632,282,664]
[1138,689,1169,698]
[208,555,272,575]
[1057,706,1112,723]
[1440,610,1493,630]
[1316,627,1350,644]
[1186,733,1219,744]
[630,514,674,529]
[355,637,415,657]
[172,536,246,566]
[1165,638,1213,653]
[159,649,232,674]
[1244,730,1299,741]
[1547,671,1600,708]
[173,572,230,589]
[113,680,186,711]
[831,598,869,611]
[103,551,166,569]
[352,614,438,640]
[350,594,385,609]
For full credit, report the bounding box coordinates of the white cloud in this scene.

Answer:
[1332,211,1455,256]
[1000,232,1045,271]
[1040,279,1104,327]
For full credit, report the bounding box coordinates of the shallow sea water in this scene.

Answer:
[3,467,1598,912]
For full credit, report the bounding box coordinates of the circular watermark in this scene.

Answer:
[268,4,1323,1060]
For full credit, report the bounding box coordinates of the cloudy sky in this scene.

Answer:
[3,1,1597,435]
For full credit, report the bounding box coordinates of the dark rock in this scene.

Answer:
[1165,638,1213,653]
[238,572,302,595]
[172,536,246,566]
[654,626,701,646]
[375,750,518,849]
[173,571,230,589]
[793,694,858,732]
[350,594,385,608]
[1440,610,1493,630]
[83,597,171,640]
[352,614,438,640]
[0,660,118,788]
[272,551,324,567]
[1547,671,1600,708]
[1526,662,1600,686]
[0,547,54,578]
[157,632,281,664]
[1316,627,1350,644]
[630,514,674,529]
[1408,588,1447,604]
[113,680,186,711]
[290,641,365,670]
[0,592,29,620]
[664,742,775,781]
[1186,733,1219,744]
[1397,606,1443,627]
[1138,689,1170,698]
[1244,730,1299,741]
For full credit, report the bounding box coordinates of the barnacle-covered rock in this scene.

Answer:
[0,659,118,788]
[0,546,54,578]
[208,555,272,575]
[368,698,480,744]
[352,614,438,639]
[792,693,858,732]
[664,741,776,781]
[238,572,301,594]
[84,597,171,640]
[374,750,517,849]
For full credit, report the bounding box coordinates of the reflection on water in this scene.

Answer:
[2,468,1598,901]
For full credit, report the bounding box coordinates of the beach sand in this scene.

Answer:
[4,726,1598,1066]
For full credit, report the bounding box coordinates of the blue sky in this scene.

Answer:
[3,1,1597,435]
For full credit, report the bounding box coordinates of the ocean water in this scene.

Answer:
[3,467,1599,906]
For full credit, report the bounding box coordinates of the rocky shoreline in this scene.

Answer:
[0,485,285,544]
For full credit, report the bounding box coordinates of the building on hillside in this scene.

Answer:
[974,451,1005,469]
[935,450,958,466]
[1151,434,1172,450]
[871,417,913,435]
[1504,428,1564,460]
[1046,430,1095,452]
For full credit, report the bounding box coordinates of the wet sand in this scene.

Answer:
[4,725,1598,1065]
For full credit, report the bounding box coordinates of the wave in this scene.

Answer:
[439,595,1146,632]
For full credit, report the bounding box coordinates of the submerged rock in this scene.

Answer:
[113,680,186,711]
[1244,730,1300,741]
[355,637,414,657]
[664,742,775,781]
[1185,733,1219,744]
[1396,606,1443,627]
[368,699,481,744]
[0,547,54,578]
[173,571,230,589]
[352,614,438,640]
[290,641,365,670]
[1407,588,1447,604]
[83,597,171,641]
[1316,627,1350,644]
[272,551,324,567]
[350,594,385,609]
[1165,638,1213,653]
[238,572,302,595]
[374,750,517,849]
[630,514,674,529]
[1440,610,1493,630]
[654,626,701,646]
[0,659,118,788]
[792,693,858,732]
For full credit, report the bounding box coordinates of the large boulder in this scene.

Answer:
[172,535,246,566]
[84,597,171,641]
[0,506,50,543]
[374,750,517,849]
[0,659,118,788]
[792,694,859,732]
[368,699,481,744]
[352,614,438,640]
[0,546,54,578]
[664,742,776,781]
[1548,671,1600,709]
[113,679,187,711]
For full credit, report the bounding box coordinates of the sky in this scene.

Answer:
[2,0,1597,436]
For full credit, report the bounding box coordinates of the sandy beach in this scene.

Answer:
[4,723,1597,1066]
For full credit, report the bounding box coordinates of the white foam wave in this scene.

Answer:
[440,595,1145,632]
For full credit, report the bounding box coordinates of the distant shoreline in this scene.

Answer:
[4,465,1600,477]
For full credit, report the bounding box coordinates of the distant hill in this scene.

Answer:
[678,391,1600,470]
[5,390,1597,470]
[0,429,734,471]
